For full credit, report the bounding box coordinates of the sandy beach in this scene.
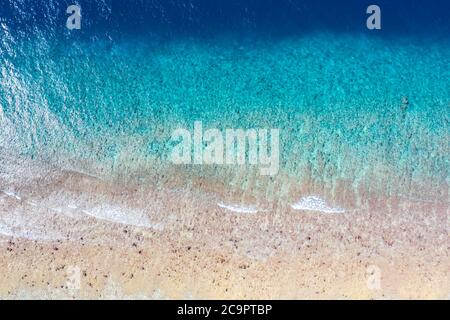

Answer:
[1,167,448,299]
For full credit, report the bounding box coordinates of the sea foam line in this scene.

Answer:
[217,202,261,214]
[1,190,21,200]
[291,196,345,214]
[1,188,163,232]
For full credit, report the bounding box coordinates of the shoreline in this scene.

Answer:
[0,168,448,299]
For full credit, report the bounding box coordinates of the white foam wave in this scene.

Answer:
[217,202,260,214]
[291,196,345,213]
[39,192,164,230]
[1,190,21,200]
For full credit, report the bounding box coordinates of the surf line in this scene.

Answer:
[217,202,262,214]
[291,196,345,214]
[1,190,22,200]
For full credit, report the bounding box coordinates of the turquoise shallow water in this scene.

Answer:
[1,30,449,200]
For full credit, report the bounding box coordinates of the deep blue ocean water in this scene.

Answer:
[1,0,450,39]
[0,1,449,198]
